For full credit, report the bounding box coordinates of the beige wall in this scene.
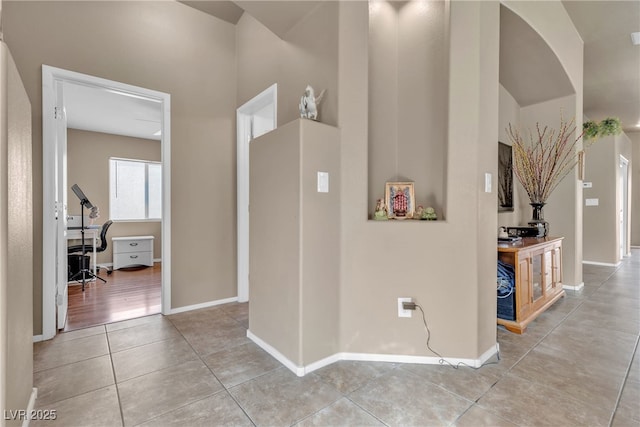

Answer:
[0,43,33,425]
[368,0,448,216]
[337,0,500,360]
[503,0,584,288]
[236,2,338,127]
[583,135,618,263]
[67,129,162,264]
[250,119,340,366]
[3,1,238,333]
[630,131,640,246]
[497,84,525,228]
[580,130,632,264]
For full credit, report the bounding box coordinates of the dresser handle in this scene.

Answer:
[130,255,138,259]
[129,242,138,246]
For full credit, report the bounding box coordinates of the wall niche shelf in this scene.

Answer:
[368,0,450,220]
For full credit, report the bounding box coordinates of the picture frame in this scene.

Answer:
[578,150,585,181]
[385,182,415,219]
[498,142,514,212]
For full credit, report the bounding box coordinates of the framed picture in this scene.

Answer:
[385,182,415,219]
[498,142,514,212]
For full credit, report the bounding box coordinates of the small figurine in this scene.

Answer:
[373,198,388,220]
[422,207,437,220]
[299,85,326,121]
[414,205,424,220]
[498,227,509,239]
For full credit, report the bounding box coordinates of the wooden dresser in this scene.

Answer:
[497,237,565,334]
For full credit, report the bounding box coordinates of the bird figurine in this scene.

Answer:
[299,85,326,121]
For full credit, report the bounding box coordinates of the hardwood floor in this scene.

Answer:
[63,263,161,332]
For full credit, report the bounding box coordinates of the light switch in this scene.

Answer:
[583,182,593,188]
[484,173,492,193]
[585,198,599,206]
[317,172,329,193]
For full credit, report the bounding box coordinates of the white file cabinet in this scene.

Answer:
[112,236,154,270]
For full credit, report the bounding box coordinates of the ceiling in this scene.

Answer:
[67,1,639,139]
[64,82,162,141]
[499,6,575,108]
[562,1,640,133]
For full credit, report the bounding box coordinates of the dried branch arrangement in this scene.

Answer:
[507,116,584,204]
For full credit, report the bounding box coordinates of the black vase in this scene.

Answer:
[528,202,549,237]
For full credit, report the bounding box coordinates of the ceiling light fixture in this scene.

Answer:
[632,32,640,46]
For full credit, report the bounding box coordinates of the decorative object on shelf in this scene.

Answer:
[373,198,388,220]
[414,205,424,220]
[384,182,415,219]
[299,85,326,121]
[498,227,509,239]
[422,207,437,220]
[583,117,622,140]
[507,115,585,237]
[498,142,514,212]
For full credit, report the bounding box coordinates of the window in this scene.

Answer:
[110,158,162,221]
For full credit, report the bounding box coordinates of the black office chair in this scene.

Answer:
[68,220,114,277]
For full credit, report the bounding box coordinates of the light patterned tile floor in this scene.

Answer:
[33,250,640,426]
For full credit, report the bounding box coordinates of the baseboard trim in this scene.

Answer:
[21,388,38,427]
[168,296,238,315]
[563,282,584,291]
[247,330,500,376]
[247,330,304,376]
[32,335,44,343]
[582,260,622,267]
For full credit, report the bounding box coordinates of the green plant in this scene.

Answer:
[599,117,622,136]
[582,117,622,139]
[583,120,600,139]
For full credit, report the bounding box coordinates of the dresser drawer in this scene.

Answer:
[113,251,153,270]
[112,236,153,254]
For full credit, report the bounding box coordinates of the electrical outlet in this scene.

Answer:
[398,297,413,318]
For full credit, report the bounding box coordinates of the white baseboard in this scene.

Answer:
[582,260,622,267]
[247,330,306,376]
[168,296,238,315]
[247,330,500,376]
[563,282,584,291]
[21,388,38,427]
[32,335,44,343]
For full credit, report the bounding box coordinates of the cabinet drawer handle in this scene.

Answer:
[130,255,138,259]
[129,242,138,246]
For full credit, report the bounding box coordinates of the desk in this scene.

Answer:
[66,226,100,278]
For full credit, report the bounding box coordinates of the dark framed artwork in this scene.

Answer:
[498,142,514,212]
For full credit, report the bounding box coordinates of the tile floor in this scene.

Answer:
[32,250,639,426]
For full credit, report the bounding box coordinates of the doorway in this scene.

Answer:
[620,155,630,260]
[42,66,171,339]
[236,84,277,302]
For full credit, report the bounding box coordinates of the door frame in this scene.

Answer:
[42,65,172,339]
[236,84,277,302]
[619,155,630,260]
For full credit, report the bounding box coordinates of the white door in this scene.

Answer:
[55,81,69,330]
[620,156,629,260]
[237,84,277,302]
